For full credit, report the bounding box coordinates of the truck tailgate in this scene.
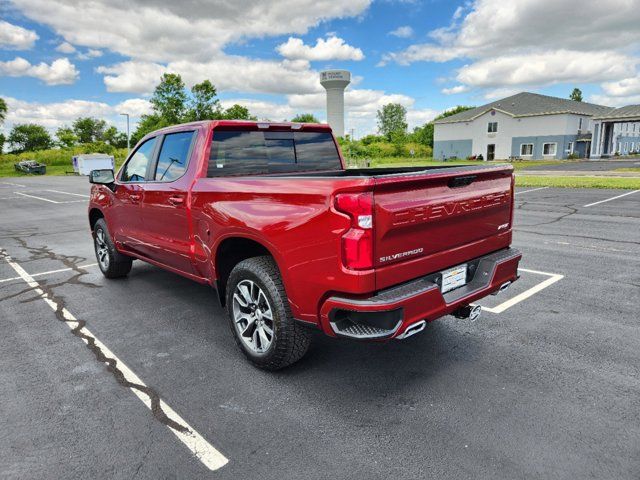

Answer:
[373,165,514,290]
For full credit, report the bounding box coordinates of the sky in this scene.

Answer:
[1,0,640,139]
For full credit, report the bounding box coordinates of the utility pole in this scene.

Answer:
[120,113,130,156]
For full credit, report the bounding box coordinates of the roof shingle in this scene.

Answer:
[434,92,611,124]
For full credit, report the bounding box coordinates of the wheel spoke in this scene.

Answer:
[262,323,273,337]
[238,283,253,305]
[240,317,257,337]
[258,326,270,347]
[261,307,273,321]
[233,292,249,308]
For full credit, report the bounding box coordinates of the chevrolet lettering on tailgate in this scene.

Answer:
[391,192,509,227]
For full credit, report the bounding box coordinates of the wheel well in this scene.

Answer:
[89,208,104,232]
[215,237,272,306]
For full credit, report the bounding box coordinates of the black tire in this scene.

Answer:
[93,218,133,279]
[226,256,311,370]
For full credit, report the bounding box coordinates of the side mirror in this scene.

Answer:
[89,169,115,185]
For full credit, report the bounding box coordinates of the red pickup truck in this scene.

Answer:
[88,120,521,369]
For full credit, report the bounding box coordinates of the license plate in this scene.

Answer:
[441,264,467,293]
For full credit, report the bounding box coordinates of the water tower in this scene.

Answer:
[320,70,350,137]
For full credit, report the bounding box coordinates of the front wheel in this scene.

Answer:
[94,218,132,279]
[226,256,311,370]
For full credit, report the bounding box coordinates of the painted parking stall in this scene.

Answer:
[1,177,639,479]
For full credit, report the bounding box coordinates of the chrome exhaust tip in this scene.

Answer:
[396,320,426,340]
[492,281,512,295]
[453,304,482,322]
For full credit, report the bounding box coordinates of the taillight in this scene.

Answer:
[335,192,373,270]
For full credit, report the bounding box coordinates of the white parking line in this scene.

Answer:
[14,191,59,203]
[583,189,640,207]
[46,189,90,198]
[0,263,99,284]
[0,250,229,471]
[0,181,26,187]
[515,187,549,195]
[14,191,86,204]
[481,267,564,314]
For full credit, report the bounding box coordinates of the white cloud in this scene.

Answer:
[588,93,640,108]
[277,36,364,61]
[12,0,372,62]
[0,57,79,85]
[220,99,296,121]
[389,26,413,38]
[115,98,152,117]
[382,0,640,97]
[601,77,640,98]
[97,57,323,95]
[77,49,103,60]
[55,41,76,54]
[441,85,469,95]
[0,20,38,49]
[0,96,152,135]
[457,50,638,88]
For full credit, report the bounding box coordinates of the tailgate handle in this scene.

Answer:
[448,175,477,188]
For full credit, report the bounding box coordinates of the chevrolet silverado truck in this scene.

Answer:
[88,120,521,370]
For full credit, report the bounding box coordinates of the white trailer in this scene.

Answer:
[72,154,115,175]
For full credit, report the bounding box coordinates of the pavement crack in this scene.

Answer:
[0,245,190,435]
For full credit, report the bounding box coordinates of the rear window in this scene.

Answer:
[208,130,341,177]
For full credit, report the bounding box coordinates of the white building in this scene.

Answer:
[590,105,640,158]
[433,92,610,160]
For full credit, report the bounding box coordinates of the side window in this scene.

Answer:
[121,137,157,182]
[154,131,195,181]
[208,131,268,176]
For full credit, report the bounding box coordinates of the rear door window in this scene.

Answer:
[208,130,340,177]
[154,131,195,181]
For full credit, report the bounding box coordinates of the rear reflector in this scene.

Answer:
[335,192,374,270]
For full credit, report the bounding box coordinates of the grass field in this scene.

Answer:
[3,149,637,189]
[515,175,640,189]
[0,147,128,178]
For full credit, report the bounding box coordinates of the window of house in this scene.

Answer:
[567,142,574,154]
[121,137,157,182]
[542,143,557,156]
[520,143,533,156]
[578,118,583,130]
[487,122,498,133]
[154,131,195,182]
[624,142,629,153]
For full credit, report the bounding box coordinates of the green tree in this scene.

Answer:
[0,97,7,125]
[187,80,221,121]
[73,117,107,143]
[102,126,128,148]
[56,126,78,148]
[0,133,5,153]
[570,88,583,102]
[8,124,53,152]
[377,103,408,140]
[291,113,319,123]
[223,104,256,120]
[131,114,170,146]
[150,73,188,124]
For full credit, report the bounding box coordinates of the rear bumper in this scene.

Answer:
[319,247,522,340]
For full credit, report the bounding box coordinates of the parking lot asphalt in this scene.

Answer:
[1,177,639,479]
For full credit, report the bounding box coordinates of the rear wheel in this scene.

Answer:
[94,218,132,278]
[226,256,311,370]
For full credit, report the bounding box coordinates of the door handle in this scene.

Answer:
[129,194,141,202]
[168,196,185,206]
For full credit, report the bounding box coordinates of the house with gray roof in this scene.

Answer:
[590,105,640,158]
[433,92,611,160]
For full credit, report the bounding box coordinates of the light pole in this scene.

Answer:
[120,113,130,156]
